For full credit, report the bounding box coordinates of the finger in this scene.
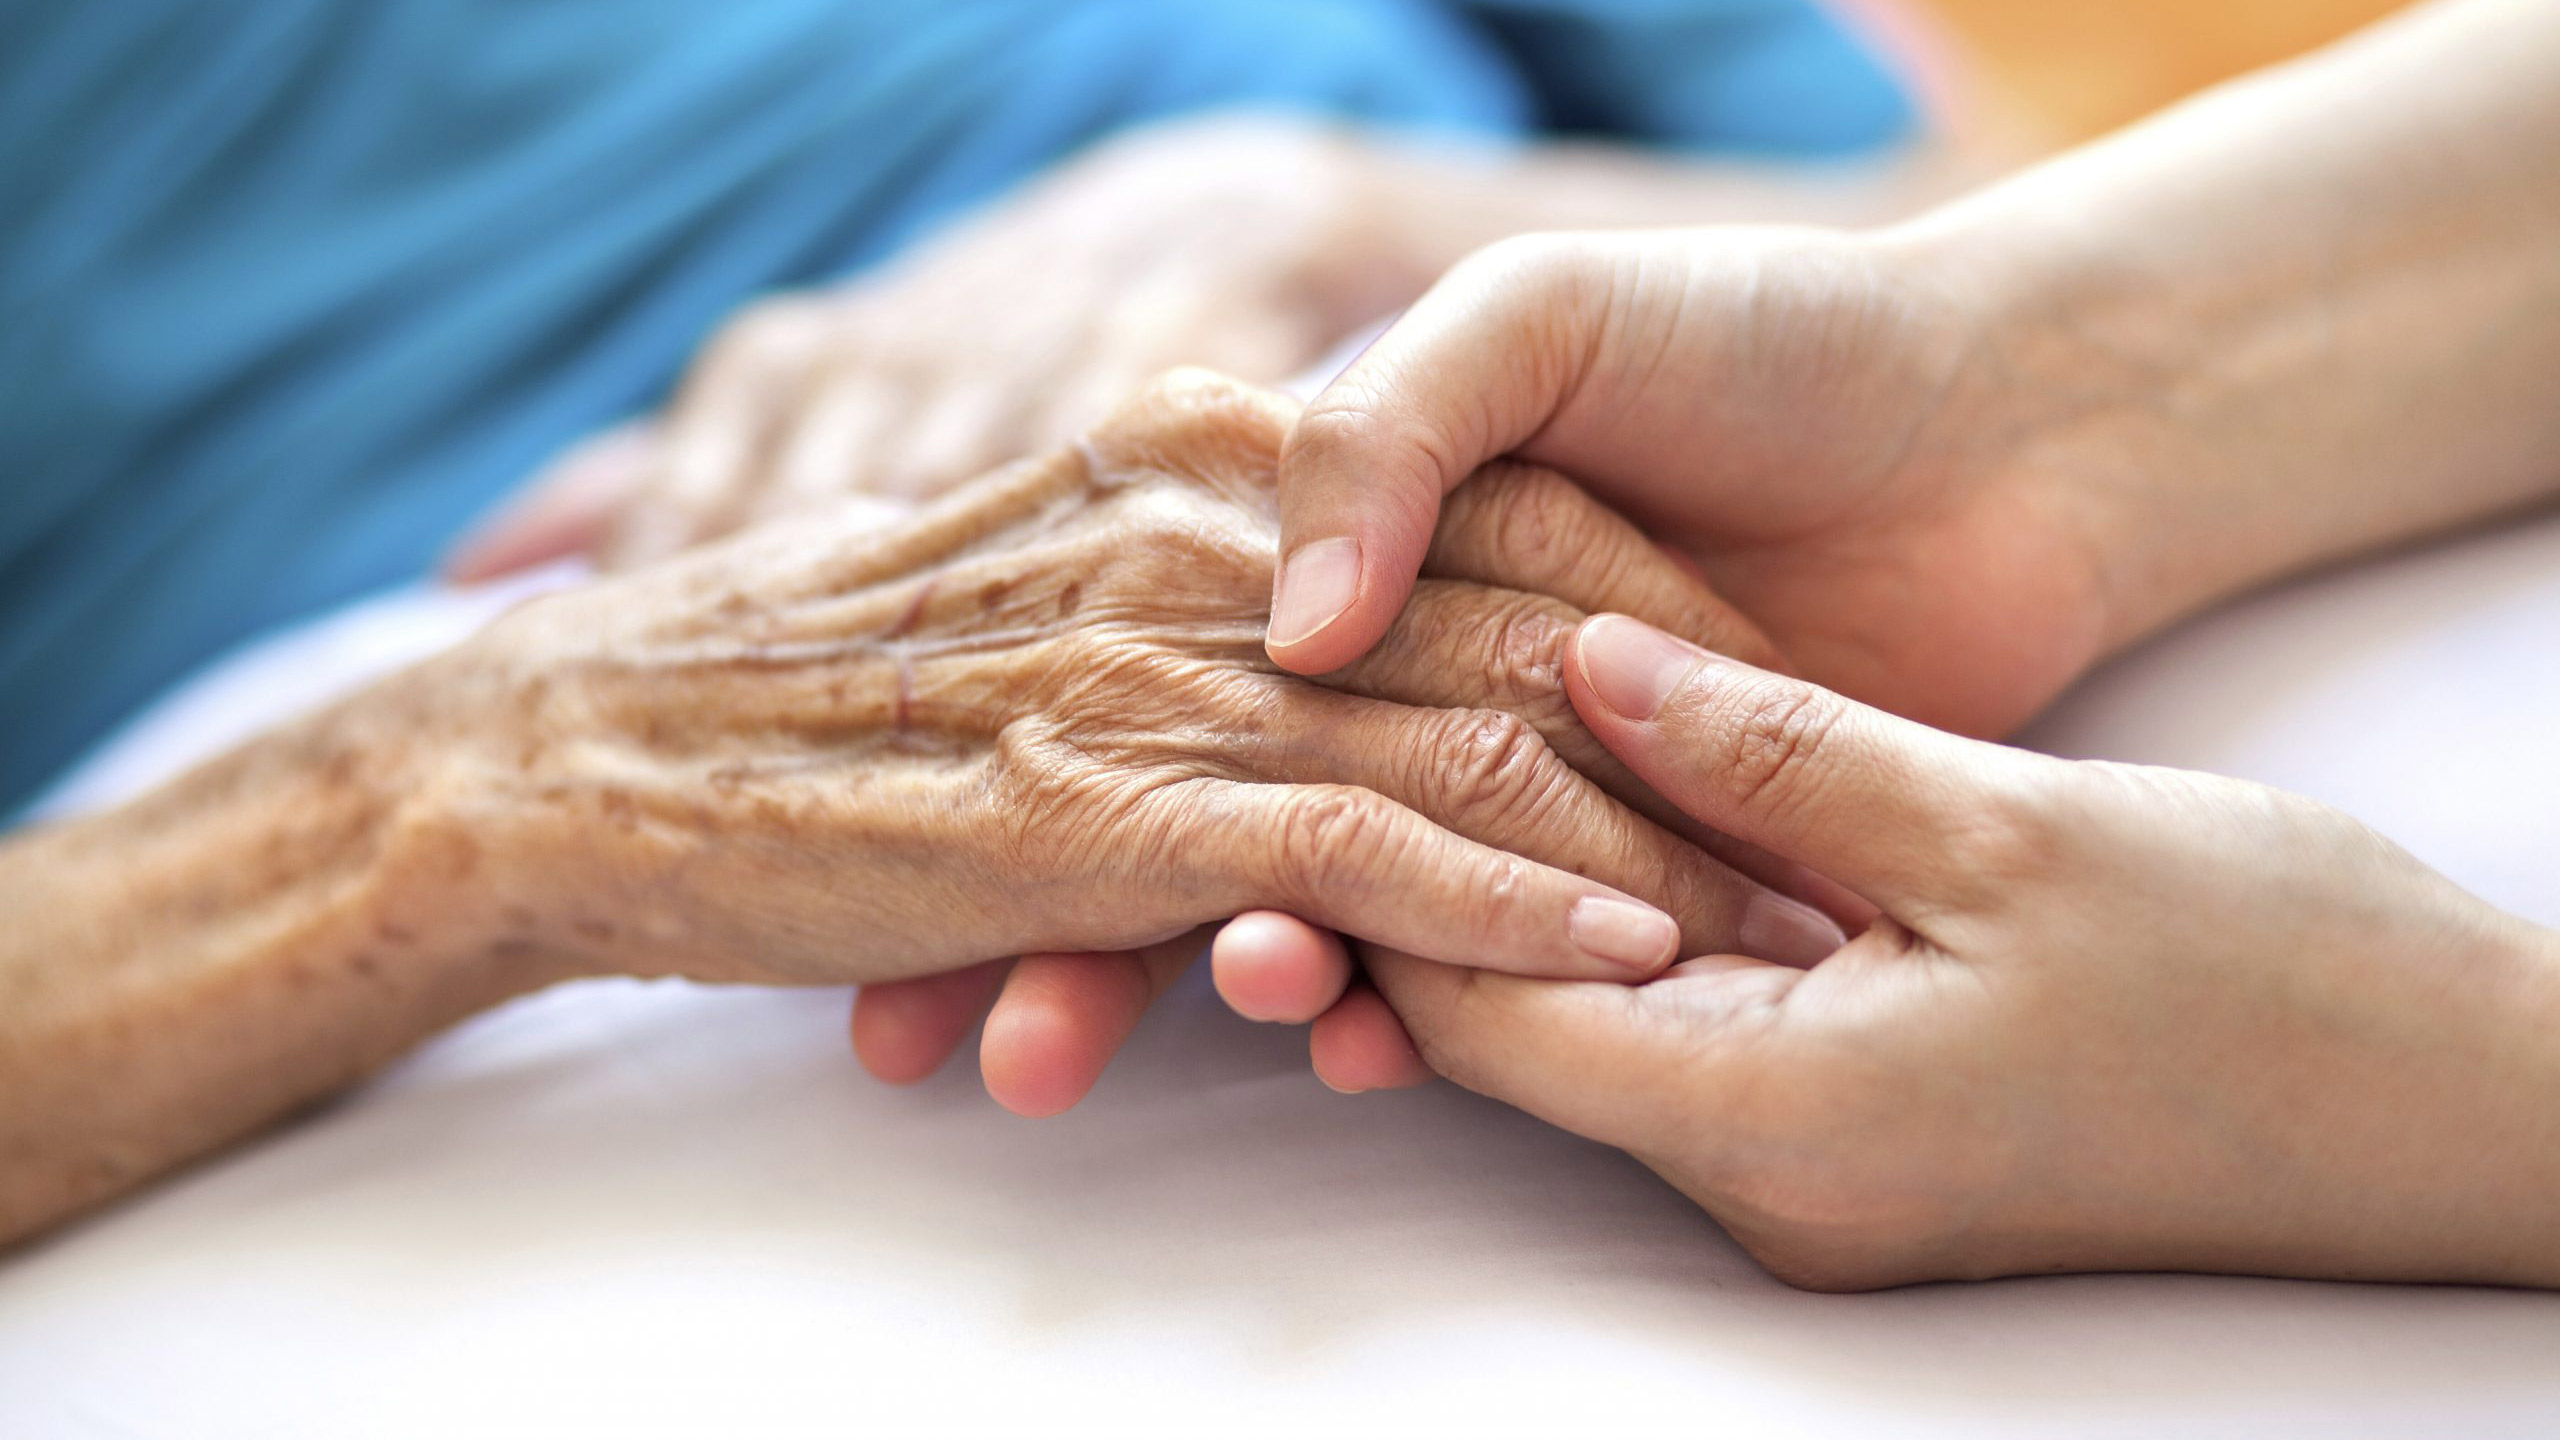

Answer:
[609,296,831,568]
[889,376,1023,502]
[1265,688,1842,966]
[759,364,898,513]
[1269,236,1608,675]
[1362,945,1799,1149]
[1212,910,1353,1024]
[1322,582,1852,951]
[1204,780,1683,981]
[443,422,657,583]
[850,959,1008,1085]
[979,929,1207,1118]
[1307,981,1432,1093]
[1424,462,1783,672]
[1566,614,2032,912]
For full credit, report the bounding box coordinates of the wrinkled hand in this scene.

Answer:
[448,119,1433,581]
[836,377,1853,1114]
[1356,615,2560,1290]
[1265,224,2139,740]
[420,374,1838,1096]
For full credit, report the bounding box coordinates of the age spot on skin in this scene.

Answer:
[1058,580,1083,618]
[598,790,639,831]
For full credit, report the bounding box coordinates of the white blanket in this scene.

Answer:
[5,505,2559,1438]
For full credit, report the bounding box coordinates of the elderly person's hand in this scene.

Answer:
[445,372,1812,988]
[1362,616,2560,1290]
[442,119,1440,578]
[442,116,1983,584]
[0,371,1841,1243]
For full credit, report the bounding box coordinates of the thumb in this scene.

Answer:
[1564,614,2036,913]
[1267,237,1612,675]
[1361,946,1797,1151]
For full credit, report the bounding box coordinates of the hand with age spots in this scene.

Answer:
[822,377,1854,1115]
[0,370,1845,1240]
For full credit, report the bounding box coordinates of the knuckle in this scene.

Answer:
[1284,392,1462,526]
[1483,465,1594,568]
[1474,594,1575,696]
[1714,679,1846,826]
[1086,368,1293,486]
[1273,787,1394,905]
[1429,708,1560,826]
[1285,391,1394,462]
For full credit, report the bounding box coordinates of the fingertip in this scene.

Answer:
[1212,912,1353,1023]
[979,953,1148,1119]
[850,962,1002,1085]
[1308,987,1433,1094]
[849,989,947,1085]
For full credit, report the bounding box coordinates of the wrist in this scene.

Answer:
[360,643,605,994]
[1878,202,2281,654]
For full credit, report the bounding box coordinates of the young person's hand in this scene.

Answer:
[1265,1,2560,744]
[1262,223,2122,741]
[1355,614,2560,1290]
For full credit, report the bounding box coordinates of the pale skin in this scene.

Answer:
[1368,615,2560,1290]
[0,373,1843,1247]
[885,0,2560,1286]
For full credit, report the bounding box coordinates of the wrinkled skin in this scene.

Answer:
[2,370,1852,1243]
[432,372,1828,997]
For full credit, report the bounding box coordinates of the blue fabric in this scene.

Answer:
[0,0,1910,813]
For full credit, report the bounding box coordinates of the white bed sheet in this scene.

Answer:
[4,508,2559,1438]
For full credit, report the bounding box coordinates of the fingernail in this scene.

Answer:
[1270,537,1362,649]
[1738,893,1848,966]
[1568,895,1680,974]
[1576,615,1702,720]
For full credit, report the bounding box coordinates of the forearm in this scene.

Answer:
[1896,0,2560,643]
[0,666,553,1246]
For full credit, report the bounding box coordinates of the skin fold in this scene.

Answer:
[0,372,1842,1247]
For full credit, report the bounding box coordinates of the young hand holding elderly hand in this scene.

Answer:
[1366,615,2560,1290]
[966,0,2560,1289]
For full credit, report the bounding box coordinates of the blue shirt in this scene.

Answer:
[0,0,1910,813]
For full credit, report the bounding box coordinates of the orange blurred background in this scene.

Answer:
[1922,0,2414,141]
